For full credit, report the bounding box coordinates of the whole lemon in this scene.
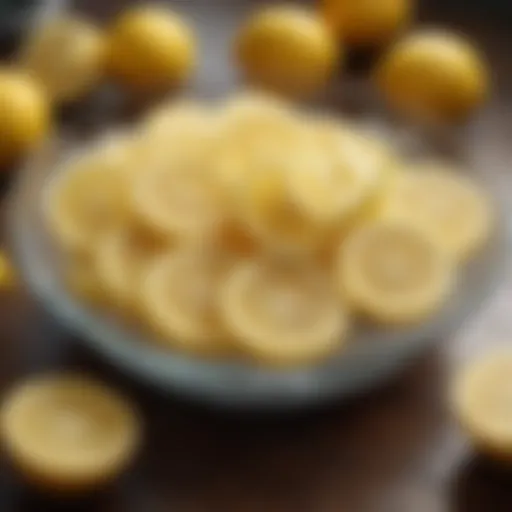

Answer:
[20,16,105,103]
[376,30,490,122]
[106,6,196,93]
[0,70,50,167]
[323,0,413,47]
[235,5,339,98]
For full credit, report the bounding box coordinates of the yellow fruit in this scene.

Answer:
[140,250,228,355]
[0,69,50,167]
[106,5,196,92]
[235,148,326,253]
[288,121,384,224]
[220,259,348,366]
[94,226,167,311]
[338,221,454,325]
[381,162,493,261]
[323,0,413,47]
[140,100,219,169]
[45,139,131,253]
[452,351,512,462]
[376,30,490,121]
[65,255,105,305]
[128,158,224,241]
[20,16,105,103]
[0,375,141,494]
[0,252,16,289]
[235,5,339,97]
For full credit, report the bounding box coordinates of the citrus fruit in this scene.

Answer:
[288,121,385,225]
[381,162,493,261]
[338,221,454,325]
[106,5,196,93]
[323,0,413,47]
[0,375,141,494]
[45,140,131,253]
[140,250,228,355]
[0,69,50,167]
[452,351,512,462]
[0,251,15,289]
[235,5,339,97]
[128,156,224,241]
[20,16,105,103]
[376,30,490,121]
[220,259,348,366]
[94,226,167,311]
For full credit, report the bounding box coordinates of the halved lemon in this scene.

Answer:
[452,351,512,462]
[220,259,348,365]
[94,226,168,311]
[128,159,224,241]
[45,140,131,253]
[140,250,228,355]
[338,221,454,325]
[381,162,493,260]
[0,374,141,494]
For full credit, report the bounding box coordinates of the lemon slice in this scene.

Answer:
[45,139,131,253]
[338,221,454,325]
[65,254,106,305]
[0,375,141,494]
[234,149,326,253]
[140,250,227,355]
[20,16,105,103]
[94,226,167,311]
[220,259,348,365]
[381,162,493,260]
[288,122,384,224]
[452,351,512,461]
[142,99,216,142]
[129,160,224,240]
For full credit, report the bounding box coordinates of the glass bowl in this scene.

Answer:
[8,107,511,410]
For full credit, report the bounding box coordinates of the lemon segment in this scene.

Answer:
[235,5,339,97]
[452,352,512,461]
[338,221,454,325]
[380,162,493,261]
[20,16,105,103]
[220,260,348,366]
[0,375,141,494]
[106,5,196,92]
[140,251,228,355]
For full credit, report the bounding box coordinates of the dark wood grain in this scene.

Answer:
[1,1,512,511]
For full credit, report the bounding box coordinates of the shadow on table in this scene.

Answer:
[451,455,512,512]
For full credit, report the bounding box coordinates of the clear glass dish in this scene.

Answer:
[8,92,511,410]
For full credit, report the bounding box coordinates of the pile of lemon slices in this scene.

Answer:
[44,93,494,367]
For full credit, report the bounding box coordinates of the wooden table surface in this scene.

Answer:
[0,1,512,511]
